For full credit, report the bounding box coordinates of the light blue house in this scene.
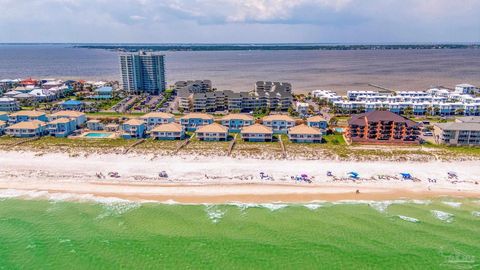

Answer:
[180,113,214,132]
[92,86,113,99]
[9,111,48,123]
[61,100,85,111]
[121,119,146,139]
[288,124,322,143]
[47,118,77,137]
[5,120,48,137]
[240,124,273,142]
[262,115,295,134]
[151,122,185,140]
[306,115,328,129]
[141,112,175,130]
[0,120,6,135]
[49,111,87,127]
[220,113,254,133]
[0,112,8,121]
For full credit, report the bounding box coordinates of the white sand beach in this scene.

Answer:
[0,150,479,203]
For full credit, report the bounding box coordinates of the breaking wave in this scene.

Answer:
[431,210,454,223]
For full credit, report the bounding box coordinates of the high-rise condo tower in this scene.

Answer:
[119,51,166,95]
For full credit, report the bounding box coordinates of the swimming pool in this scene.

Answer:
[83,132,112,138]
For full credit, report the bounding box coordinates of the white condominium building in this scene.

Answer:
[119,51,166,95]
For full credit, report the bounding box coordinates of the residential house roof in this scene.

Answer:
[348,111,418,127]
[262,115,295,122]
[51,110,86,118]
[141,112,175,119]
[221,113,254,121]
[123,119,145,126]
[8,120,46,129]
[455,116,480,123]
[62,100,84,106]
[241,124,273,134]
[181,113,214,120]
[49,118,73,124]
[435,122,480,131]
[307,115,327,122]
[288,124,322,135]
[152,122,184,133]
[10,110,45,117]
[196,123,228,133]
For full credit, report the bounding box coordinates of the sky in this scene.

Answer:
[0,0,479,43]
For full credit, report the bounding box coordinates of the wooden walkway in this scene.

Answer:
[123,139,145,154]
[278,135,287,158]
[227,134,238,156]
[10,137,40,147]
[174,134,195,154]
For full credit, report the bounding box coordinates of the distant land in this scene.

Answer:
[72,43,480,52]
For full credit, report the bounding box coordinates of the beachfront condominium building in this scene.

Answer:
[175,80,212,93]
[119,51,166,95]
[317,86,480,117]
[177,81,293,113]
[346,111,420,144]
[433,117,480,146]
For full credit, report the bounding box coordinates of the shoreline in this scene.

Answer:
[0,150,479,203]
[1,182,479,204]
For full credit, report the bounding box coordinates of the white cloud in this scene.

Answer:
[0,0,478,42]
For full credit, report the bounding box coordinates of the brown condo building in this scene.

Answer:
[346,111,420,144]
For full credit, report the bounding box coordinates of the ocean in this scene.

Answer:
[0,197,479,269]
[1,44,480,93]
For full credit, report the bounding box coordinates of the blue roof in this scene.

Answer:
[96,86,113,92]
[62,100,83,106]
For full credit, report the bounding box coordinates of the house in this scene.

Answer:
[0,112,8,121]
[141,112,175,130]
[5,120,47,137]
[306,115,328,130]
[49,111,87,127]
[151,122,185,140]
[86,120,103,131]
[288,124,322,143]
[433,116,480,146]
[47,118,77,137]
[29,89,56,102]
[105,124,119,132]
[345,111,420,144]
[13,93,35,105]
[240,124,273,142]
[0,97,19,112]
[92,86,113,99]
[180,113,214,131]
[0,120,6,135]
[220,113,254,132]
[195,123,229,141]
[295,102,309,116]
[9,111,48,123]
[121,119,146,139]
[61,100,84,111]
[262,115,295,134]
